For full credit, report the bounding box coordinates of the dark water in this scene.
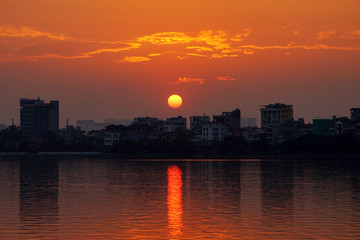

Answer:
[0,158,360,239]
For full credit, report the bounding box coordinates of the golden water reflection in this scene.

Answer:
[167,165,183,239]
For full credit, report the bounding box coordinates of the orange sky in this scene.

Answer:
[1,0,359,126]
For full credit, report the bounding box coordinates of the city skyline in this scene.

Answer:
[1,0,359,126]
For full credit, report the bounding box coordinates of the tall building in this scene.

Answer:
[20,98,59,138]
[350,108,360,122]
[213,108,241,130]
[163,116,186,133]
[260,103,293,128]
[190,115,210,142]
[202,122,228,143]
[190,115,210,131]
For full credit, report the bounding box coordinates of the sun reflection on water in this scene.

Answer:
[167,165,183,239]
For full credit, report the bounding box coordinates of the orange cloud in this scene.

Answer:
[1,25,360,65]
[117,56,151,63]
[316,30,336,40]
[230,28,251,42]
[211,53,228,58]
[148,53,161,57]
[174,77,205,85]
[186,46,213,52]
[186,53,208,57]
[84,43,141,55]
[137,32,192,45]
[243,49,254,55]
[217,76,236,81]
[0,25,70,40]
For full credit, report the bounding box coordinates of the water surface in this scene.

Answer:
[0,158,359,239]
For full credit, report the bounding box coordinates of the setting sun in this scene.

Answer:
[168,95,182,109]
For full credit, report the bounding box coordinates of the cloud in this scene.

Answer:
[148,53,161,57]
[137,31,230,50]
[174,77,205,85]
[217,76,236,81]
[0,25,71,40]
[1,25,360,65]
[230,28,251,42]
[117,56,151,63]
[84,43,141,55]
[316,30,336,40]
[211,53,228,58]
[186,53,208,57]
[186,46,214,52]
[137,32,192,45]
[243,49,254,55]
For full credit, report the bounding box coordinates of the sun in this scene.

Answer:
[168,94,182,109]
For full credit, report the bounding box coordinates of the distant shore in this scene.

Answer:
[0,152,360,161]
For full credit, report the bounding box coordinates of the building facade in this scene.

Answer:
[190,115,210,142]
[260,103,293,128]
[202,123,227,142]
[213,108,241,130]
[350,108,360,122]
[163,116,186,133]
[20,98,59,138]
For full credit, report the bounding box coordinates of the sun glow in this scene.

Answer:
[168,94,182,109]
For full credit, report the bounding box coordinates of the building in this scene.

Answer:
[350,108,360,122]
[202,122,227,142]
[103,125,126,147]
[241,118,257,128]
[190,115,210,131]
[163,116,186,133]
[312,119,335,136]
[20,98,59,138]
[190,115,211,142]
[0,124,7,131]
[213,108,241,130]
[133,117,159,126]
[260,103,293,128]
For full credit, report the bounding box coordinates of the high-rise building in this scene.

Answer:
[190,115,210,132]
[163,116,186,133]
[260,103,293,128]
[350,108,360,122]
[20,98,59,138]
[213,108,241,130]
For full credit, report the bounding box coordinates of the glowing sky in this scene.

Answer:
[1,0,359,126]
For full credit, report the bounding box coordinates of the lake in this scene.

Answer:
[0,158,359,239]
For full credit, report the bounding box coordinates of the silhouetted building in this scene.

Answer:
[133,117,159,126]
[164,116,186,133]
[350,108,360,122]
[190,115,210,142]
[20,98,59,138]
[213,108,241,130]
[243,127,260,142]
[260,103,293,128]
[0,124,6,131]
[313,119,335,136]
[202,122,227,143]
